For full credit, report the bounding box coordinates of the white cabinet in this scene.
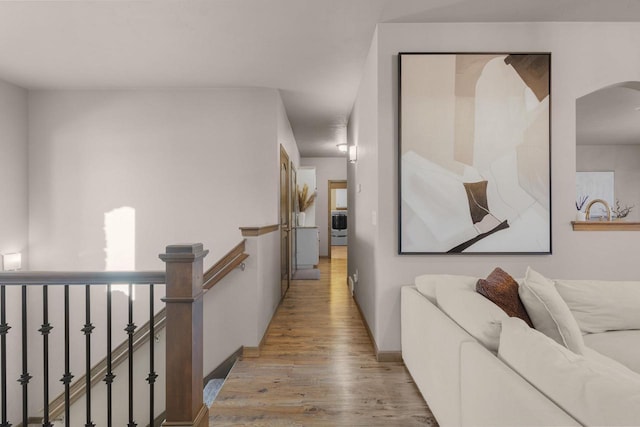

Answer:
[296,226,319,269]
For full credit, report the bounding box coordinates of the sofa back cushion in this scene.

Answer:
[499,317,640,427]
[415,274,477,304]
[519,267,585,354]
[583,330,640,374]
[435,276,508,352]
[555,279,640,333]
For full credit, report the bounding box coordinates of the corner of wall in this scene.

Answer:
[346,25,381,351]
[276,90,300,168]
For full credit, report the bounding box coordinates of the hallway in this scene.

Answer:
[208,255,436,426]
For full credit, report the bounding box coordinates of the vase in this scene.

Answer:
[575,211,586,221]
[297,212,306,227]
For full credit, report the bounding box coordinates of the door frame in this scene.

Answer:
[280,145,291,298]
[290,163,298,278]
[327,180,348,260]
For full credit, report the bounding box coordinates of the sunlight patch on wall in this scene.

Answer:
[104,206,136,298]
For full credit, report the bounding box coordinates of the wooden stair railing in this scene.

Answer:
[0,271,165,427]
[45,308,167,422]
[202,239,249,290]
[29,241,248,425]
[2,241,249,427]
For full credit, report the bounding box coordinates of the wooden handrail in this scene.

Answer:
[239,224,279,236]
[202,240,248,290]
[0,271,165,285]
[45,308,167,421]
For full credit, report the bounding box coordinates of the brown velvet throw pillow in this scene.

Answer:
[476,267,534,327]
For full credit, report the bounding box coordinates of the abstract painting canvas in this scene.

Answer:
[399,53,551,254]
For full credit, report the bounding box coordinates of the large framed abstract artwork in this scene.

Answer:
[398,53,551,254]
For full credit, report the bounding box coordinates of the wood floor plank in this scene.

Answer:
[209,256,437,426]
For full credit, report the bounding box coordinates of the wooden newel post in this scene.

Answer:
[159,243,209,427]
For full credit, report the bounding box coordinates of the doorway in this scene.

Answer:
[327,180,347,260]
[280,145,291,298]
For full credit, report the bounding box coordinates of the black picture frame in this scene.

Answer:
[398,52,552,255]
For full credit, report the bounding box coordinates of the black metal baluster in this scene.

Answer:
[103,284,114,427]
[19,286,31,427]
[0,285,11,427]
[40,286,53,427]
[60,285,73,427]
[146,284,157,426]
[82,285,95,427]
[126,283,137,427]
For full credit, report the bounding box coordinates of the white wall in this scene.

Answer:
[277,91,300,169]
[577,144,640,221]
[0,78,28,422]
[201,230,280,374]
[300,157,347,256]
[28,88,281,270]
[347,29,379,344]
[349,22,640,352]
[0,78,28,264]
[253,231,281,342]
[25,87,292,418]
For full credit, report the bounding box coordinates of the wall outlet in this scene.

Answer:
[354,269,358,283]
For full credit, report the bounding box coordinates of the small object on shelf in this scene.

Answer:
[585,199,611,221]
[576,195,588,212]
[612,200,633,220]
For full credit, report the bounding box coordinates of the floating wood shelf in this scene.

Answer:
[571,221,640,231]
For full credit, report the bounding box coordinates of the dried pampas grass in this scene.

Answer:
[297,184,316,212]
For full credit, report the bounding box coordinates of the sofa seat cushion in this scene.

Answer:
[555,279,640,333]
[499,317,640,427]
[584,330,640,374]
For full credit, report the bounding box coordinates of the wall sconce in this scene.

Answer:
[337,143,348,153]
[349,145,358,164]
[2,253,22,271]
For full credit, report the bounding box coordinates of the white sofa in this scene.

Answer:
[401,270,640,427]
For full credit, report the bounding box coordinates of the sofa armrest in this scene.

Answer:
[460,341,582,427]
[401,286,476,427]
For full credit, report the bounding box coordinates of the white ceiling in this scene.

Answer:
[1,1,640,157]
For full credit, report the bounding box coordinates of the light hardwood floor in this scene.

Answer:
[209,255,437,426]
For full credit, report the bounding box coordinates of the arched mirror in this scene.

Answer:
[574,81,640,230]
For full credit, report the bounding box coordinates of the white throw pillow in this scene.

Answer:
[415,274,476,304]
[499,317,640,427]
[555,279,640,333]
[519,267,585,354]
[435,277,508,351]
